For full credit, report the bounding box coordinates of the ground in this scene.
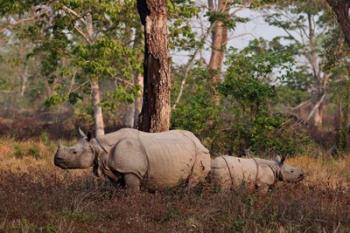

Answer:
[0,138,349,233]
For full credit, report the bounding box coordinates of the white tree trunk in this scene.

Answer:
[86,12,105,136]
[20,66,28,97]
[133,73,143,128]
[90,78,105,137]
[124,104,135,128]
[313,105,323,127]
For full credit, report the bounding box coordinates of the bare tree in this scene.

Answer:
[269,10,330,127]
[137,0,171,132]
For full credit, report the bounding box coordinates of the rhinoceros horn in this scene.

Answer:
[78,128,88,140]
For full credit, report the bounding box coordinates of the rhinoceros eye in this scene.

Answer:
[71,149,78,154]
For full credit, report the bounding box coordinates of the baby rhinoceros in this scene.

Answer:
[210,155,304,193]
[54,128,211,192]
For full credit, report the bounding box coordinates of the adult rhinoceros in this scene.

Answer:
[210,155,304,192]
[54,128,211,191]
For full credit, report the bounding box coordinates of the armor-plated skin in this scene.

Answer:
[210,155,304,193]
[54,128,211,192]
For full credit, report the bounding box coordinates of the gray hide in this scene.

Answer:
[54,128,211,191]
[210,155,304,192]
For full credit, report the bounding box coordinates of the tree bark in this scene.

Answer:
[137,0,171,132]
[208,0,229,84]
[326,0,350,47]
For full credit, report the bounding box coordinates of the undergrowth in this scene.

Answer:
[0,138,349,233]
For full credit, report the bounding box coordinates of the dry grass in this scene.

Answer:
[289,155,350,191]
[0,138,349,233]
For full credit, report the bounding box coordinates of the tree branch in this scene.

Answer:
[61,5,87,25]
[307,94,326,122]
[73,25,92,44]
[0,17,36,33]
[172,23,215,110]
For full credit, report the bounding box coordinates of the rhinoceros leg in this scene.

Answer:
[124,173,141,192]
[107,175,124,189]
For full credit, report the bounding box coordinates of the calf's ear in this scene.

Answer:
[281,156,286,164]
[275,155,286,165]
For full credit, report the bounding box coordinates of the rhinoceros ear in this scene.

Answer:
[87,131,92,141]
[275,155,286,165]
[78,127,88,140]
[281,156,286,164]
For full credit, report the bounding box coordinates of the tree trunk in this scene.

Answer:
[137,0,171,132]
[132,26,144,128]
[134,72,143,128]
[338,81,350,152]
[307,13,325,128]
[313,103,323,127]
[333,81,350,154]
[124,104,135,128]
[208,0,229,84]
[86,12,105,136]
[123,27,139,128]
[20,66,28,97]
[334,96,342,151]
[327,0,350,47]
[90,78,105,137]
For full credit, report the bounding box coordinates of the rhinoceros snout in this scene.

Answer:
[54,156,62,165]
[294,172,304,182]
[54,146,65,167]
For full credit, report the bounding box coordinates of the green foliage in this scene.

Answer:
[168,0,200,50]
[12,143,41,159]
[220,39,310,155]
[68,92,83,105]
[102,85,141,111]
[73,37,141,79]
[44,94,66,107]
[205,11,248,30]
[172,65,221,146]
[28,146,41,159]
[0,0,142,120]
[1,0,349,157]
[172,37,310,156]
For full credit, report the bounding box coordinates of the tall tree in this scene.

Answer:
[206,0,250,103]
[208,0,229,84]
[137,0,171,132]
[82,11,105,137]
[265,2,331,127]
[326,0,350,47]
